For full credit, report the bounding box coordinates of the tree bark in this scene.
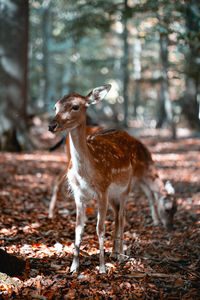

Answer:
[0,0,32,151]
[41,0,54,109]
[182,0,200,128]
[133,37,142,117]
[122,0,129,127]
[157,33,176,139]
[182,77,199,128]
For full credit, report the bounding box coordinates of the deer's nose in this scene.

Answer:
[48,122,58,132]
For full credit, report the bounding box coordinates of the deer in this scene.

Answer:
[48,126,103,218]
[48,84,176,274]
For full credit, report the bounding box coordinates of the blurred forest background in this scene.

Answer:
[0,0,200,151]
[1,1,200,297]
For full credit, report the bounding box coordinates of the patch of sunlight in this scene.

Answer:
[21,243,53,258]
[23,243,58,258]
[27,241,72,257]
[52,242,63,254]
[0,191,10,196]
[108,80,120,104]
[0,272,21,292]
[15,153,67,162]
[180,197,200,212]
[19,222,40,234]
[17,241,75,259]
[31,1,41,8]
[154,153,184,161]
[115,21,123,34]
[86,247,98,256]
[63,242,74,254]
[0,226,17,236]
[106,262,116,270]
[103,105,113,118]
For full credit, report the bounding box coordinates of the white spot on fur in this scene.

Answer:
[55,103,62,114]
[111,168,119,174]
[61,112,69,120]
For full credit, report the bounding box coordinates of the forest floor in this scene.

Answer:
[0,126,200,299]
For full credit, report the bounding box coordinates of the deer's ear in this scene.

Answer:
[86,84,111,106]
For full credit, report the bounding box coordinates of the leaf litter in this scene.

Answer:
[0,128,200,299]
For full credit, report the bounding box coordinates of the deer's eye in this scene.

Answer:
[72,105,79,110]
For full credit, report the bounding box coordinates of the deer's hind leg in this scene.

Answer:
[118,194,128,261]
[140,182,159,225]
[110,192,128,261]
[96,195,109,274]
[110,198,120,258]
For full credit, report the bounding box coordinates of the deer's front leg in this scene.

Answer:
[70,199,86,274]
[110,198,120,258]
[96,198,108,274]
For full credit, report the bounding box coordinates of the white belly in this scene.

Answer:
[68,164,132,202]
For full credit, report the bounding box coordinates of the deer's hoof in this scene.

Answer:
[153,219,159,226]
[70,262,79,274]
[99,268,106,274]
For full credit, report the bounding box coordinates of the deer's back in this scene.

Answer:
[87,129,153,178]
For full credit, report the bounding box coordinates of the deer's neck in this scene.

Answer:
[69,123,90,173]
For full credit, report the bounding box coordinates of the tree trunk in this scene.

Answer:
[182,77,199,128]
[157,33,176,139]
[132,37,142,117]
[122,0,129,127]
[41,0,54,109]
[68,40,78,94]
[0,0,32,151]
[182,0,200,128]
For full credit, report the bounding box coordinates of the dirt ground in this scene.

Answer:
[0,127,200,299]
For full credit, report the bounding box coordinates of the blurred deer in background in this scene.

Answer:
[49,84,176,274]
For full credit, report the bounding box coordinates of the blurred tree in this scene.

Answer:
[137,0,176,137]
[29,0,117,110]
[122,0,129,127]
[0,0,32,151]
[132,19,142,118]
[28,0,199,132]
[157,26,176,138]
[182,0,200,128]
[41,0,53,109]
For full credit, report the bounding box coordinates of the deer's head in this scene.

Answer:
[158,195,177,230]
[49,84,111,133]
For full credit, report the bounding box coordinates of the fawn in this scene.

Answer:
[48,126,103,218]
[49,84,176,274]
